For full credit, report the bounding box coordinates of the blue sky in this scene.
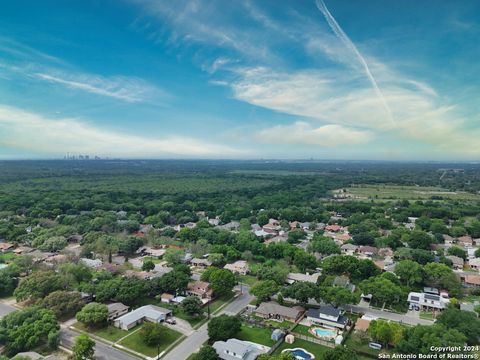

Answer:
[0,0,479,160]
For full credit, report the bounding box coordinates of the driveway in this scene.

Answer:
[0,303,17,318]
[167,317,194,336]
[162,286,253,360]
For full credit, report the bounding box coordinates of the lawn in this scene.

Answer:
[209,291,235,314]
[118,324,183,357]
[238,274,259,287]
[72,322,129,342]
[0,252,16,263]
[292,324,316,338]
[265,319,293,330]
[344,331,393,358]
[237,325,275,347]
[336,184,480,202]
[273,338,331,359]
[419,311,436,320]
[142,256,162,264]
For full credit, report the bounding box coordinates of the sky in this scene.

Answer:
[0,0,479,160]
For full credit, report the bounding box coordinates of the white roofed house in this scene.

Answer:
[469,257,480,271]
[408,291,449,311]
[114,305,172,330]
[286,272,321,284]
[80,258,103,269]
[341,243,358,255]
[213,338,267,360]
[224,260,250,275]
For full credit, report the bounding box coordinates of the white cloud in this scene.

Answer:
[0,105,241,157]
[33,71,166,103]
[256,122,373,147]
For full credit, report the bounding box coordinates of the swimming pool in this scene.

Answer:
[310,327,336,339]
[282,348,315,360]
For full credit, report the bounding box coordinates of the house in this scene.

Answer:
[333,275,355,292]
[358,246,378,257]
[457,235,474,248]
[213,338,266,360]
[462,274,480,287]
[286,272,321,284]
[446,255,464,270]
[107,302,129,321]
[334,233,352,243]
[191,258,212,268]
[341,244,358,255]
[136,246,166,258]
[67,234,83,243]
[469,258,480,270]
[306,305,348,329]
[378,247,394,257]
[208,218,221,226]
[443,234,455,246]
[186,281,214,302]
[255,302,305,322]
[408,291,450,310]
[13,246,33,255]
[263,223,281,232]
[160,293,174,304]
[114,305,172,330]
[80,258,103,269]
[216,221,240,231]
[0,243,13,252]
[254,229,271,238]
[325,224,343,232]
[224,260,250,275]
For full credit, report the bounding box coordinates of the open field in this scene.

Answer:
[334,184,480,202]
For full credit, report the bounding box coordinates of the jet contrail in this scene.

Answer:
[315,0,395,126]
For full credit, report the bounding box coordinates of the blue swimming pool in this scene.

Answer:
[282,348,315,360]
[312,327,336,338]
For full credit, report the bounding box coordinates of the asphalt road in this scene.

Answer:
[163,286,253,360]
[342,304,435,325]
[60,328,140,360]
[0,303,17,318]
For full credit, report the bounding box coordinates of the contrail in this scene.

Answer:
[315,0,395,126]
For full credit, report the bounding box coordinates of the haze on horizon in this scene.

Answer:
[0,0,479,161]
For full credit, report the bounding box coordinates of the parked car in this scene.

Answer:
[369,342,382,350]
[408,304,414,311]
[166,318,176,325]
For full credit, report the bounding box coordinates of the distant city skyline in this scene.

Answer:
[0,0,479,160]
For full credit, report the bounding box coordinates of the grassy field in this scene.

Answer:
[237,325,275,346]
[0,252,16,263]
[238,274,259,287]
[419,311,436,320]
[334,184,480,202]
[118,324,182,357]
[344,331,393,358]
[273,338,331,359]
[292,324,316,338]
[72,323,129,342]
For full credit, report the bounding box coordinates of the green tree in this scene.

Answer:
[447,246,467,260]
[164,248,184,266]
[397,324,465,354]
[14,271,69,302]
[250,280,279,304]
[0,307,59,356]
[182,296,203,316]
[282,282,316,304]
[394,260,424,287]
[293,251,317,273]
[192,345,219,360]
[41,291,84,318]
[207,315,241,341]
[436,306,480,345]
[319,286,359,307]
[360,276,404,306]
[142,259,156,272]
[308,236,340,255]
[324,347,359,360]
[424,263,461,296]
[76,303,108,328]
[72,334,95,360]
[209,269,236,296]
[141,322,164,347]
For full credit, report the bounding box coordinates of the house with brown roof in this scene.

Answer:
[0,243,14,252]
[325,224,342,232]
[457,235,474,248]
[160,293,174,304]
[462,274,480,287]
[341,244,358,255]
[358,246,378,257]
[187,281,213,303]
[255,302,305,323]
[224,260,250,275]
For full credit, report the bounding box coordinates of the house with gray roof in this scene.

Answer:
[107,302,129,321]
[213,338,266,360]
[114,305,172,330]
[306,305,348,329]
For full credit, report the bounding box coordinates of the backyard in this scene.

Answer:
[236,325,275,347]
[273,338,331,359]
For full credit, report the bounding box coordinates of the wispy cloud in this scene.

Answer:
[33,71,166,103]
[0,105,241,157]
[256,122,373,147]
[315,0,394,126]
